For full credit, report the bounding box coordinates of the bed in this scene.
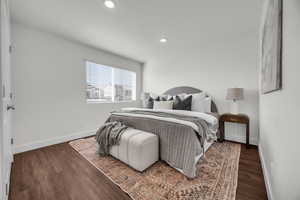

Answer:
[103,86,220,178]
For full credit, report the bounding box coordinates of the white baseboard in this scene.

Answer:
[13,129,96,154]
[258,143,274,200]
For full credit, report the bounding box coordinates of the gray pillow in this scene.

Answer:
[173,95,192,110]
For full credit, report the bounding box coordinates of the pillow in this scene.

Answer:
[167,95,174,101]
[144,96,160,109]
[191,92,206,112]
[173,95,192,110]
[165,93,187,101]
[158,95,168,101]
[177,93,187,100]
[153,100,174,110]
[203,97,212,112]
[191,96,212,113]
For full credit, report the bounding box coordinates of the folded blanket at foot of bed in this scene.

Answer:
[95,121,128,155]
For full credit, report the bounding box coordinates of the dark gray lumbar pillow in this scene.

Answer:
[173,95,192,110]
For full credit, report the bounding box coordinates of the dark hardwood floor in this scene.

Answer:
[236,145,268,200]
[9,142,268,200]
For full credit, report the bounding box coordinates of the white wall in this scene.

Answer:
[259,0,300,199]
[11,23,143,153]
[143,33,260,145]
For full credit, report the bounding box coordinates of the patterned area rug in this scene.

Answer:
[69,137,241,200]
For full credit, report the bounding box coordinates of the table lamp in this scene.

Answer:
[226,88,244,114]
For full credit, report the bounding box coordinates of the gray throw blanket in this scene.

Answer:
[95,121,128,155]
[104,109,218,178]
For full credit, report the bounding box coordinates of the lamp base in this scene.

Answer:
[230,101,239,114]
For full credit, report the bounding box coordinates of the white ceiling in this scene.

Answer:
[10,0,261,63]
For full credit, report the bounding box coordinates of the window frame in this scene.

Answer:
[85,60,137,104]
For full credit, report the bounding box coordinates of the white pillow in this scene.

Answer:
[191,92,206,112]
[153,100,174,110]
[203,97,212,113]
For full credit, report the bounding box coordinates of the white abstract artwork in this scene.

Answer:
[261,0,282,94]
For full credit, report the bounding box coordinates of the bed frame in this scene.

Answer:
[163,86,218,113]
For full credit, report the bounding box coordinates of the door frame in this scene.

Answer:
[0,0,4,196]
[0,67,4,199]
[0,0,12,199]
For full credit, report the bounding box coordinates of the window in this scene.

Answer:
[86,61,136,102]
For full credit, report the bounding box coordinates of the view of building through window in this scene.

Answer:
[86,61,136,102]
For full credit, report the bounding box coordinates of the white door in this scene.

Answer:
[1,0,13,199]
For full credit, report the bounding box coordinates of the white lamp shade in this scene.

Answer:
[226,88,244,101]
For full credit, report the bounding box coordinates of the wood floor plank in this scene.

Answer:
[9,142,267,200]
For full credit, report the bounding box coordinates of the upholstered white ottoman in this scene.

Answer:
[110,128,159,172]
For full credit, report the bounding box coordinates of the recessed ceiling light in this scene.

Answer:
[160,38,168,43]
[104,0,115,8]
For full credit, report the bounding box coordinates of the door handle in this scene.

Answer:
[7,105,15,111]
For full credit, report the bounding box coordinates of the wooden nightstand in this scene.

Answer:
[219,113,250,148]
